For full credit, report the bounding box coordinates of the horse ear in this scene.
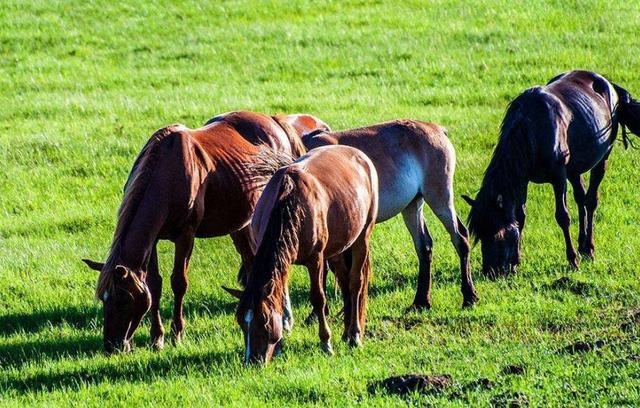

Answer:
[222,286,244,299]
[82,259,105,271]
[461,195,475,207]
[496,194,504,209]
[114,265,129,279]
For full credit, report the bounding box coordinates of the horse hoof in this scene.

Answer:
[348,334,362,348]
[151,336,165,351]
[171,331,184,345]
[579,251,595,261]
[462,294,479,308]
[321,342,334,355]
[304,311,317,325]
[407,302,431,313]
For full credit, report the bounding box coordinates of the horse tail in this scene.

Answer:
[272,114,308,158]
[612,83,640,149]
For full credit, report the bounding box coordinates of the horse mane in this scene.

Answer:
[96,125,183,299]
[240,171,302,314]
[271,114,307,158]
[468,87,571,240]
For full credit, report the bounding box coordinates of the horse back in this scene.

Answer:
[546,71,617,173]
[302,120,453,221]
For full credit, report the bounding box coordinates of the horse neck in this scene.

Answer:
[118,203,166,270]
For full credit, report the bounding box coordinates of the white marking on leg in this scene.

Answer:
[244,309,253,364]
[283,291,293,333]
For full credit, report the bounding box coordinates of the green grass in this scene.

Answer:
[2,0,640,405]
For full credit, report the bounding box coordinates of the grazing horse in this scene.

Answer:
[303,120,478,309]
[226,145,378,364]
[463,70,640,276]
[203,111,327,284]
[82,111,309,353]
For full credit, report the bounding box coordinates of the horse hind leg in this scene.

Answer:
[583,157,608,259]
[401,197,433,311]
[328,253,351,340]
[307,255,333,354]
[568,174,589,258]
[345,233,372,347]
[423,189,478,308]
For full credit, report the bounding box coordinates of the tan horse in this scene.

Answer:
[303,120,478,309]
[83,111,319,353]
[226,145,378,364]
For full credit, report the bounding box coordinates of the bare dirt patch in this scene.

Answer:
[368,373,452,396]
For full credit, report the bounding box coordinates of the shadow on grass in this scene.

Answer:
[1,348,237,395]
[0,293,237,338]
[0,304,101,336]
[0,335,102,369]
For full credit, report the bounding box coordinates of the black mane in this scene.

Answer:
[468,87,567,240]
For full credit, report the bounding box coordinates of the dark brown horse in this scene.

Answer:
[303,120,477,309]
[83,111,312,353]
[226,145,378,364]
[463,70,640,276]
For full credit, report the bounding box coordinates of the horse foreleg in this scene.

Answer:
[230,226,255,287]
[401,198,433,311]
[171,231,195,344]
[584,157,608,259]
[308,255,332,354]
[569,174,588,257]
[552,176,578,269]
[147,242,165,350]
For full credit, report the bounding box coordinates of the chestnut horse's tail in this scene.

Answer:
[612,83,640,149]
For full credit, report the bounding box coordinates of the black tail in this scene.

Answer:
[612,83,640,149]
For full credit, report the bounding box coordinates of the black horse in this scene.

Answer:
[463,70,640,276]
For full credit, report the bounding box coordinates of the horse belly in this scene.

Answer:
[195,186,256,237]
[566,120,612,174]
[375,163,421,223]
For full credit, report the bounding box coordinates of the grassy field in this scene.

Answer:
[2,0,640,405]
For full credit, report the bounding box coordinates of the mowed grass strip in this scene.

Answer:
[1,0,640,406]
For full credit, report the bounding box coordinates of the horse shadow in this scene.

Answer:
[0,334,102,369]
[0,304,101,337]
[1,347,237,395]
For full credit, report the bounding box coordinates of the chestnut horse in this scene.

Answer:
[463,70,640,276]
[303,120,478,309]
[227,145,378,364]
[82,111,313,353]
[203,112,330,284]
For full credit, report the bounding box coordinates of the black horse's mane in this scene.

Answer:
[468,87,568,240]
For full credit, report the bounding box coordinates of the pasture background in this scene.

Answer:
[1,0,640,405]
